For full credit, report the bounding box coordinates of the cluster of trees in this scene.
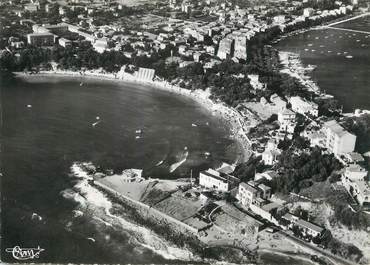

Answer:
[0,44,132,72]
[271,147,342,193]
[233,156,265,182]
[319,231,364,263]
[342,114,370,154]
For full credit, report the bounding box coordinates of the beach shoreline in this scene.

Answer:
[14,70,252,164]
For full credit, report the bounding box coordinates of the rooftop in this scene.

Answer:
[323,120,353,137]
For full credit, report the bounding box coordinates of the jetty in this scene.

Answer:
[325,12,370,27]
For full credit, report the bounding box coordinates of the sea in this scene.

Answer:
[1,74,238,263]
[275,15,370,112]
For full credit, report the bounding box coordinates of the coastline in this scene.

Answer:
[14,70,252,164]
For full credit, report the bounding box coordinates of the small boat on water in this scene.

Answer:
[135,129,142,134]
[135,135,141,139]
[204,152,211,156]
[191,123,197,127]
[92,121,101,127]
[27,104,32,108]
[80,82,84,86]
[345,55,353,59]
[307,43,313,47]
[96,116,100,120]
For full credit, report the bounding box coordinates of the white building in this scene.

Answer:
[290,96,319,117]
[58,38,72,47]
[217,38,234,59]
[342,165,369,206]
[282,213,324,237]
[24,3,39,12]
[237,182,261,207]
[262,139,280,166]
[93,38,109,53]
[303,8,314,17]
[199,168,239,192]
[234,36,247,60]
[27,33,55,46]
[248,74,265,91]
[278,109,296,133]
[323,120,356,156]
[254,170,278,181]
[270,94,287,113]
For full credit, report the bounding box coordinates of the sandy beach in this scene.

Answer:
[14,69,252,164]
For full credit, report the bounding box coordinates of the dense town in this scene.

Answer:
[1,0,370,264]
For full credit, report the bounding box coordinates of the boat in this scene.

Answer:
[204,152,211,156]
[96,116,100,120]
[80,82,84,86]
[135,136,141,139]
[27,104,32,108]
[135,129,142,134]
[92,121,101,127]
[345,55,353,59]
[191,123,197,127]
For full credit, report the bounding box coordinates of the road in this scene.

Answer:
[278,230,359,265]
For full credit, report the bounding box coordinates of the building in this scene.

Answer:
[270,94,286,112]
[58,38,72,47]
[254,170,279,181]
[27,33,55,46]
[278,109,296,133]
[341,152,365,165]
[234,36,247,60]
[289,96,319,117]
[237,182,261,207]
[282,213,324,238]
[303,8,314,17]
[342,164,370,206]
[24,3,39,12]
[134,67,156,81]
[262,139,280,166]
[199,168,239,192]
[120,169,144,183]
[217,38,234,59]
[323,120,356,156]
[93,38,109,53]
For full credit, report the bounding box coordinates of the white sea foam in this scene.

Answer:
[68,162,198,261]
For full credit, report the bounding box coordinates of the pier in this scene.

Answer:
[326,26,370,35]
[325,12,370,27]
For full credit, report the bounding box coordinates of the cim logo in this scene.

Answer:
[5,246,45,260]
